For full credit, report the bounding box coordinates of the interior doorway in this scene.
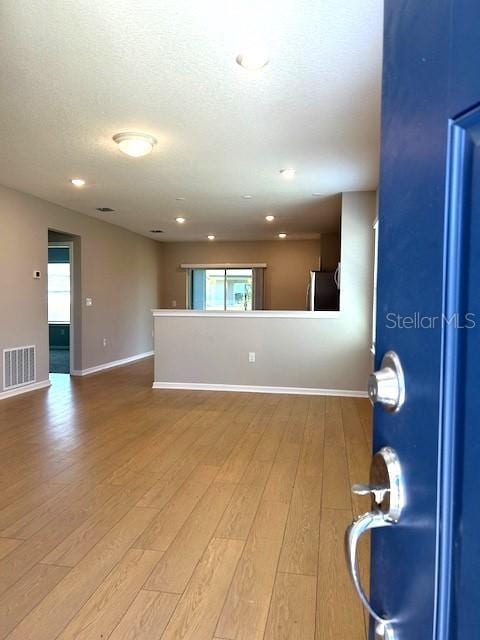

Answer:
[48,232,76,375]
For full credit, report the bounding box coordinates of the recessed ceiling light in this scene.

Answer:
[112,132,157,158]
[236,49,269,71]
[278,232,287,239]
[175,217,186,224]
[207,235,216,241]
[96,207,115,212]
[265,215,275,222]
[70,178,85,187]
[150,229,164,233]
[280,168,296,180]
[242,195,253,199]
[176,197,186,201]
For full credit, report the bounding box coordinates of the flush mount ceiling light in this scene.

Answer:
[278,232,287,239]
[280,168,296,180]
[207,234,216,241]
[175,217,186,224]
[176,197,186,201]
[112,132,157,158]
[265,215,275,222]
[312,192,323,197]
[70,178,85,187]
[242,195,253,199]
[236,49,269,70]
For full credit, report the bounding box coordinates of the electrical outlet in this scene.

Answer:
[248,352,256,363]
[102,338,107,347]
[172,300,177,308]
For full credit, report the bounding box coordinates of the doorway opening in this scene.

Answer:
[48,231,77,375]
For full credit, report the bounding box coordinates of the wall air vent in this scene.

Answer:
[3,346,36,390]
[96,207,115,212]
[149,229,164,233]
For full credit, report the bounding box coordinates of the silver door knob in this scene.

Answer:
[368,351,405,412]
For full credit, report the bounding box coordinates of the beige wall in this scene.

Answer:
[0,185,162,392]
[160,239,325,311]
[153,191,376,393]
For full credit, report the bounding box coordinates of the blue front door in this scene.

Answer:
[359,2,480,638]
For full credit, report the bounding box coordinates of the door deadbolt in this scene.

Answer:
[368,351,405,412]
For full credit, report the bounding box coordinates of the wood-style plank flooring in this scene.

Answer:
[0,358,372,639]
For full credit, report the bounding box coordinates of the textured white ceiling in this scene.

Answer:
[0,0,383,241]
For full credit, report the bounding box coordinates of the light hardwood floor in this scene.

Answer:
[0,358,372,640]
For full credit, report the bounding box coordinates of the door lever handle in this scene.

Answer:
[345,447,404,640]
[345,511,395,637]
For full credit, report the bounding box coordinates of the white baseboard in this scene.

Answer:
[0,379,51,401]
[71,351,154,377]
[152,381,368,398]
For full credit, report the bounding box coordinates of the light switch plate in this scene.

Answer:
[248,352,256,363]
[85,297,93,307]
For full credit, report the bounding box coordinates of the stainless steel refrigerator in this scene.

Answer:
[307,267,340,311]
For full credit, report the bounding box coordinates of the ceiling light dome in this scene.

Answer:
[236,49,269,70]
[113,132,157,158]
[280,168,296,180]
